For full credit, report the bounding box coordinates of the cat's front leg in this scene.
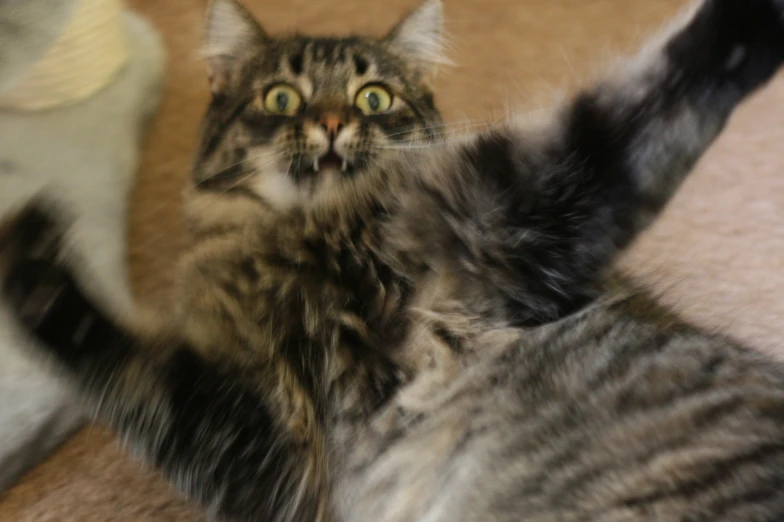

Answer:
[0,200,94,359]
[555,0,784,248]
[0,199,331,522]
[411,0,784,325]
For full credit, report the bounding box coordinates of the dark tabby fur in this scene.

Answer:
[3,0,784,520]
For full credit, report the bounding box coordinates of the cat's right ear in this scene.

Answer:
[203,0,269,96]
[383,0,450,74]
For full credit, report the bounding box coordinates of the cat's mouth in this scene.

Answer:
[290,151,363,181]
[313,151,354,175]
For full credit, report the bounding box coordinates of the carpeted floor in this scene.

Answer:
[3,0,784,519]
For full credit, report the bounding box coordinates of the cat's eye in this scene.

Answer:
[261,84,302,115]
[355,84,393,115]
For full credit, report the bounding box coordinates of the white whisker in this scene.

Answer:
[135,153,287,251]
[376,143,442,151]
[384,119,487,140]
[195,150,286,188]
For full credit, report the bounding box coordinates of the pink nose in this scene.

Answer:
[319,113,344,136]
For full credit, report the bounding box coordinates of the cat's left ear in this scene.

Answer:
[383,0,451,74]
[203,0,270,96]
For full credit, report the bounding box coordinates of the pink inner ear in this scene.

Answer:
[208,57,232,96]
[208,72,228,96]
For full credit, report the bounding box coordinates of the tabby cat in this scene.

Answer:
[3,0,784,520]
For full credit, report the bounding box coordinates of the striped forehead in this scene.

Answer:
[271,38,402,86]
[304,39,361,67]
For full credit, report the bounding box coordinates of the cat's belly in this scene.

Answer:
[333,299,784,522]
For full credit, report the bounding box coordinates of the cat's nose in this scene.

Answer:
[318,113,345,137]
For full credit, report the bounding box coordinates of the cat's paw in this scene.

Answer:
[716,0,784,35]
[675,0,784,87]
[0,197,74,328]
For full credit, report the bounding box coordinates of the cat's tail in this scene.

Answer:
[0,198,331,522]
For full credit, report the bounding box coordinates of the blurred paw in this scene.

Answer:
[0,197,74,328]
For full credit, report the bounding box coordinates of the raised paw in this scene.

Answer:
[659,0,784,108]
[0,197,69,267]
[0,197,74,328]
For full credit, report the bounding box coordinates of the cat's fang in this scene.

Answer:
[313,156,319,172]
[341,159,348,172]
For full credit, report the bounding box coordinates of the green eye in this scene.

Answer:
[261,84,302,115]
[355,84,392,115]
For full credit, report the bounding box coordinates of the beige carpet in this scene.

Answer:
[3,0,784,519]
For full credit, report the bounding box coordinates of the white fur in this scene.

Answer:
[252,170,303,210]
[385,0,453,67]
[202,0,264,59]
[0,12,164,492]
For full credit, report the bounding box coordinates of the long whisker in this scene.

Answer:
[375,143,444,151]
[377,128,488,150]
[132,150,289,223]
[200,152,288,197]
[195,150,287,188]
[136,154,287,251]
[384,119,488,140]
[385,124,495,146]
[383,120,488,140]
[282,157,294,179]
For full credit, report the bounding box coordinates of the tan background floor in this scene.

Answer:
[4,0,784,519]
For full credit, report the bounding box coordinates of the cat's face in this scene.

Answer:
[193,0,447,209]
